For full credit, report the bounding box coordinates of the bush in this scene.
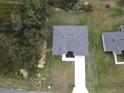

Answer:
[105,4,111,9]
[79,3,93,12]
[117,0,124,7]
[47,0,78,10]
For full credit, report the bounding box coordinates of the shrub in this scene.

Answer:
[79,3,93,12]
[105,4,111,9]
[47,0,78,10]
[117,0,124,7]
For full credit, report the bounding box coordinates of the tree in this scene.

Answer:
[0,0,47,77]
[15,0,47,77]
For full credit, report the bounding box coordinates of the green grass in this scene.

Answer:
[0,71,23,80]
[0,0,9,3]
[111,8,124,16]
[79,17,88,25]
[31,51,74,93]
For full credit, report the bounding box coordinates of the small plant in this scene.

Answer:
[79,17,87,25]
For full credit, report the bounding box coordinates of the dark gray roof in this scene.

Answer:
[102,31,124,54]
[52,26,88,56]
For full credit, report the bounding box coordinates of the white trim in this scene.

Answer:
[62,54,75,61]
[113,53,124,65]
[102,34,106,51]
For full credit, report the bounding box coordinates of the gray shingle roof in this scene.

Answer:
[52,26,89,56]
[102,30,124,54]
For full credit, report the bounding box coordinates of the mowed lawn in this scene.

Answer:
[47,0,124,93]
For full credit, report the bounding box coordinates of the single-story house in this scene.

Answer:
[102,25,124,64]
[52,26,89,57]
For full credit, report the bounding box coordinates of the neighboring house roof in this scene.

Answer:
[102,28,124,54]
[52,26,88,56]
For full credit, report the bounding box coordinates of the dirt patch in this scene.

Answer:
[51,61,74,93]
[37,41,47,69]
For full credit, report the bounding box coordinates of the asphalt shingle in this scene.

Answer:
[102,28,124,54]
[52,26,89,56]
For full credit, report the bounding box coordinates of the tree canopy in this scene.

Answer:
[47,0,78,10]
[0,0,47,77]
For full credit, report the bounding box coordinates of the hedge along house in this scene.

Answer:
[52,26,89,93]
[102,25,124,65]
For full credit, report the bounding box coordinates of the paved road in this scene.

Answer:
[0,88,47,93]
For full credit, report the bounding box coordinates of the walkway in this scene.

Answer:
[72,56,89,93]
